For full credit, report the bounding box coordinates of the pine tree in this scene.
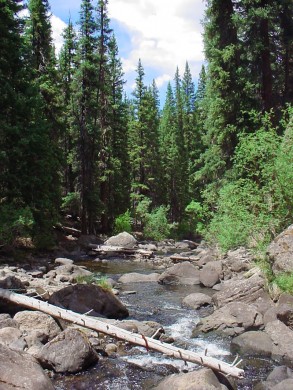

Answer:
[59,19,78,195]
[73,0,100,234]
[159,82,187,222]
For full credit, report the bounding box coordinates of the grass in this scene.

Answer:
[75,273,112,291]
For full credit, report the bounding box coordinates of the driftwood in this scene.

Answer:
[170,255,199,263]
[88,244,153,258]
[0,288,244,379]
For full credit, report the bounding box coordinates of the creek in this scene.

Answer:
[53,258,275,390]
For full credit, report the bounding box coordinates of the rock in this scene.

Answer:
[46,263,92,283]
[182,293,212,309]
[48,284,129,319]
[255,366,293,390]
[200,262,223,287]
[224,247,252,273]
[0,344,54,390]
[0,327,26,351]
[230,331,273,357]
[138,243,158,251]
[263,304,293,327]
[105,343,117,356]
[105,232,137,248]
[251,291,274,315]
[268,224,293,275]
[158,262,200,285]
[212,274,265,308]
[37,328,98,373]
[0,313,18,329]
[118,272,160,283]
[14,310,61,342]
[102,319,163,337]
[0,275,27,292]
[193,302,263,337]
[154,368,230,390]
[174,241,190,250]
[265,320,293,365]
[55,257,74,266]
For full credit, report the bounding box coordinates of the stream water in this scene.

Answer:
[53,258,275,390]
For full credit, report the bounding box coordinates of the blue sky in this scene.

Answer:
[48,0,206,102]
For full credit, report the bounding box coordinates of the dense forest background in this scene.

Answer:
[0,0,292,252]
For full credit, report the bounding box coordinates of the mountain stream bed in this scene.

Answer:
[52,258,275,390]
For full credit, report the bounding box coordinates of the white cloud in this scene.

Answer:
[108,0,205,87]
[155,74,172,88]
[50,15,67,54]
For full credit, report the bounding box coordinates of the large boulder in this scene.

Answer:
[268,224,293,275]
[255,366,293,390]
[48,284,129,319]
[265,320,293,365]
[44,264,92,283]
[200,262,223,287]
[118,272,160,283]
[263,303,293,327]
[213,274,265,308]
[37,328,98,373]
[0,344,54,390]
[105,232,137,248]
[0,275,27,292]
[0,327,26,351]
[193,301,263,337]
[14,310,61,343]
[158,262,200,285]
[154,368,230,390]
[230,331,273,357]
[182,293,212,310]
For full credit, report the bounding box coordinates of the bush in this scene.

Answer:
[61,192,79,217]
[114,210,132,234]
[143,206,171,241]
[0,204,34,246]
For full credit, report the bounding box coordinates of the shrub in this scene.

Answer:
[114,210,132,233]
[143,206,171,241]
[0,204,34,246]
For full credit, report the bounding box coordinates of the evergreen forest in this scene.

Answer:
[1,0,292,253]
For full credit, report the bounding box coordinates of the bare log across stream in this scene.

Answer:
[88,244,153,258]
[0,288,244,379]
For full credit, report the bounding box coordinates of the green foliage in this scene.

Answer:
[185,200,206,234]
[75,273,111,290]
[114,210,132,234]
[143,206,171,241]
[61,192,80,216]
[274,273,293,294]
[0,204,34,246]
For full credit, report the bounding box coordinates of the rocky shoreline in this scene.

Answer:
[1,228,293,389]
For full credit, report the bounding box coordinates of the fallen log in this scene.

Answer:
[170,255,199,263]
[88,245,153,258]
[0,288,244,379]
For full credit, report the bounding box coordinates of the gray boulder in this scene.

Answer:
[268,224,293,275]
[230,331,273,357]
[55,257,74,266]
[158,262,200,285]
[265,320,293,365]
[49,284,129,319]
[213,274,265,308]
[154,368,230,389]
[0,327,26,351]
[200,262,223,287]
[45,263,92,283]
[193,301,263,337]
[14,310,61,343]
[182,293,212,309]
[118,272,160,283]
[263,303,293,327]
[37,328,98,373]
[0,344,54,390]
[0,275,27,292]
[0,313,18,329]
[255,366,293,390]
[105,232,137,248]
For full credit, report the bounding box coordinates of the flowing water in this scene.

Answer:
[53,258,274,390]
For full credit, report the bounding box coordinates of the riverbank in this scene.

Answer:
[1,229,293,389]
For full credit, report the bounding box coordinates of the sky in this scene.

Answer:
[48,0,206,101]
